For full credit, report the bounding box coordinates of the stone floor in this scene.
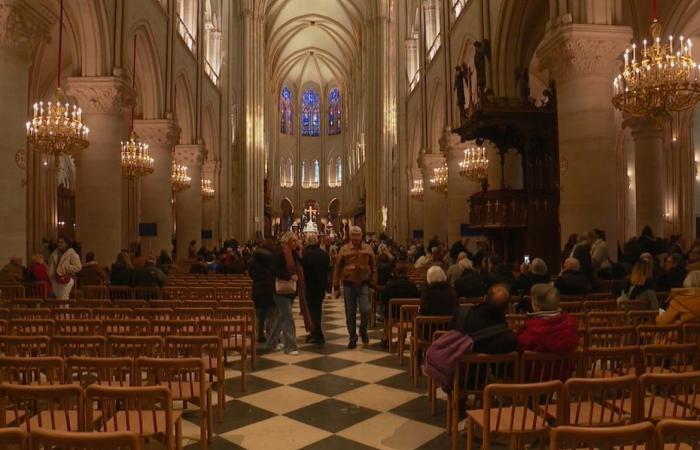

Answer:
[176,296,482,450]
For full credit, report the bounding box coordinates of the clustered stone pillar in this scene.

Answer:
[538,24,631,251]
[65,76,134,263]
[0,0,48,262]
[422,151,448,245]
[174,144,205,260]
[133,119,179,257]
[626,116,665,236]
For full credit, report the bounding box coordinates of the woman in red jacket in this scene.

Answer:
[28,254,51,298]
[518,283,578,381]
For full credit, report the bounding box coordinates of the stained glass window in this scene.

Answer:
[280,86,293,134]
[302,88,321,136]
[328,87,342,135]
[313,160,320,184]
[337,157,342,183]
[301,160,307,184]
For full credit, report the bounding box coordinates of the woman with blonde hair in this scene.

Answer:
[617,259,658,310]
[268,232,304,355]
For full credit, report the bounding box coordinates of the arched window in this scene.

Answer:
[328,87,342,135]
[280,157,294,188]
[337,157,343,184]
[313,160,320,186]
[301,160,308,186]
[280,86,293,134]
[301,88,321,136]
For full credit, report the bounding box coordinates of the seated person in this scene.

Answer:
[0,256,26,284]
[657,270,700,325]
[454,260,487,298]
[78,252,109,286]
[518,284,579,381]
[554,257,591,296]
[419,266,459,316]
[512,258,550,295]
[656,253,687,293]
[189,256,209,274]
[485,255,515,289]
[617,259,658,310]
[446,252,469,287]
[381,263,420,347]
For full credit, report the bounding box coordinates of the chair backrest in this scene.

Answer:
[65,357,133,388]
[0,357,64,385]
[387,299,420,325]
[108,286,132,300]
[586,311,628,328]
[147,300,182,309]
[482,380,563,433]
[217,300,254,309]
[0,384,84,432]
[562,375,639,425]
[131,308,172,321]
[149,319,196,337]
[181,300,218,309]
[135,357,206,402]
[50,308,92,320]
[0,285,26,300]
[197,319,247,350]
[587,326,636,348]
[54,319,101,336]
[582,300,617,312]
[0,335,50,357]
[173,307,214,321]
[618,299,652,311]
[101,319,150,336]
[85,385,173,448]
[642,344,700,374]
[398,304,420,329]
[656,419,700,450]
[683,323,700,345]
[453,352,520,407]
[10,309,52,320]
[80,286,109,300]
[505,314,526,332]
[111,300,148,309]
[0,427,26,449]
[10,320,54,336]
[550,422,656,450]
[162,286,188,300]
[75,300,111,309]
[106,336,162,358]
[627,310,659,327]
[521,351,579,383]
[559,301,583,313]
[639,371,700,421]
[29,429,140,450]
[187,287,217,301]
[50,336,106,358]
[162,336,223,380]
[412,316,453,347]
[581,346,642,378]
[132,286,160,301]
[636,324,682,345]
[92,308,133,320]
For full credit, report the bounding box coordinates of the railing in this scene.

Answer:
[409,70,421,92]
[204,59,220,87]
[428,33,441,62]
[176,14,196,54]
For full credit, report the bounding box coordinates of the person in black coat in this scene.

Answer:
[449,237,473,263]
[555,257,591,296]
[485,255,515,288]
[657,253,687,293]
[419,266,459,317]
[455,266,487,298]
[248,240,277,342]
[302,234,330,344]
[512,258,550,295]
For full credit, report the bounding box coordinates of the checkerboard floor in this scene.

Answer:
[179,296,501,450]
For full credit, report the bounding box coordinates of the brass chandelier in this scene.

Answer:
[26,0,89,157]
[201,178,215,201]
[612,0,700,118]
[171,161,191,193]
[429,163,448,195]
[459,145,488,181]
[410,178,424,201]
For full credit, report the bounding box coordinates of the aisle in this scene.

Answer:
[183,296,460,450]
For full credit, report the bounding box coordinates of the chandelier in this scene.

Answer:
[410,179,424,201]
[201,178,215,201]
[612,0,700,118]
[171,162,191,193]
[459,145,488,181]
[121,131,154,178]
[26,0,89,157]
[429,163,448,195]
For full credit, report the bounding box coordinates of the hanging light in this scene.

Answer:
[26,0,89,157]
[459,145,488,181]
[201,178,215,201]
[171,161,191,193]
[612,0,700,118]
[429,163,448,195]
[410,179,424,201]
[120,35,154,179]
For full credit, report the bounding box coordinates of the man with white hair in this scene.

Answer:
[333,226,377,348]
[554,257,591,296]
[446,252,470,287]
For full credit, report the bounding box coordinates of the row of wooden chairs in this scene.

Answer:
[79,285,251,301]
[1,299,253,310]
[0,428,141,450]
[552,420,699,450]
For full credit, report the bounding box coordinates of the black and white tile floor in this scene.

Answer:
[179,296,479,450]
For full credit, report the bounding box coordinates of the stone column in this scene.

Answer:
[443,130,481,245]
[174,144,205,260]
[0,0,48,262]
[133,119,179,257]
[625,117,665,236]
[65,76,134,263]
[201,159,218,246]
[422,151,448,245]
[538,24,631,252]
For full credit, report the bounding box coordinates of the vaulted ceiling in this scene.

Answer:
[265,0,369,91]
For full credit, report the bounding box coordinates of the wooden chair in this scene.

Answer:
[79,286,109,300]
[586,311,628,328]
[111,300,148,309]
[50,308,92,320]
[580,346,642,378]
[0,285,26,300]
[448,352,520,449]
[106,336,162,359]
[150,319,197,337]
[54,319,101,336]
[212,307,257,370]
[217,300,254,309]
[656,418,700,450]
[618,299,653,311]
[506,314,527,333]
[29,429,140,450]
[108,286,132,301]
[465,380,563,450]
[639,371,700,422]
[101,319,150,336]
[636,324,682,345]
[148,301,183,309]
[163,336,225,422]
[0,357,64,385]
[558,375,639,426]
[198,319,247,391]
[173,307,214,321]
[65,357,134,388]
[0,336,50,357]
[136,357,210,449]
[0,384,85,432]
[132,286,160,301]
[386,298,420,353]
[521,351,579,383]
[397,304,420,365]
[550,421,656,450]
[162,286,188,301]
[50,336,106,358]
[9,320,54,337]
[92,308,133,320]
[587,326,636,348]
[410,315,452,386]
[75,299,110,309]
[6,299,44,308]
[0,319,10,335]
[187,287,217,301]
[86,385,181,450]
[627,310,659,326]
[559,301,583,313]
[181,300,218,309]
[583,300,617,312]
[0,427,26,449]
[132,308,172,321]
[641,344,700,374]
[683,323,700,345]
[10,309,51,320]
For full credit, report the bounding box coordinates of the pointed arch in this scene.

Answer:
[174,73,195,144]
[202,103,219,160]
[128,21,164,120]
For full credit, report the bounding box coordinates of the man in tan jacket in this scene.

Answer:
[333,226,377,348]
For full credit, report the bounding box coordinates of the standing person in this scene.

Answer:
[47,237,82,300]
[302,233,330,344]
[27,254,51,298]
[333,226,377,349]
[268,232,302,355]
[248,239,277,343]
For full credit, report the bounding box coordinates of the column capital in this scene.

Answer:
[64,76,136,115]
[421,152,446,170]
[537,23,631,84]
[133,119,180,147]
[623,116,663,140]
[175,144,206,168]
[439,128,464,155]
[0,0,51,63]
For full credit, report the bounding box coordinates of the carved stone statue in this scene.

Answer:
[454,65,467,121]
